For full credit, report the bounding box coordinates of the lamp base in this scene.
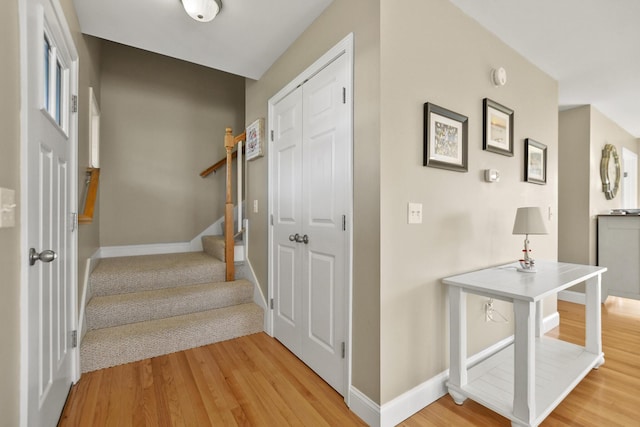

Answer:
[517,267,537,273]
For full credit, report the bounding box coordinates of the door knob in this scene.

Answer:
[302,234,309,244]
[29,248,57,266]
[289,234,299,242]
[295,234,304,243]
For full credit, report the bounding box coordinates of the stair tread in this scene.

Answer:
[91,251,225,296]
[86,279,254,330]
[81,303,263,373]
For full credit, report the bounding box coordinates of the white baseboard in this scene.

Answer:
[99,240,244,261]
[378,312,558,426]
[558,290,586,305]
[349,387,381,427]
[99,242,192,258]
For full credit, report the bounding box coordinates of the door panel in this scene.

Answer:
[25,1,77,425]
[300,54,348,394]
[272,87,303,357]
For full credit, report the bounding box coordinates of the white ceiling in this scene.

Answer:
[74,0,639,137]
[450,0,640,137]
[72,0,333,80]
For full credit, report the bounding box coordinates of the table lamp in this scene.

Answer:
[512,207,548,272]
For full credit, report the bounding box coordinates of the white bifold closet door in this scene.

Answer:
[272,53,349,395]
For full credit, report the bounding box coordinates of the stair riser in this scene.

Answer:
[91,264,226,297]
[81,304,263,373]
[86,284,253,330]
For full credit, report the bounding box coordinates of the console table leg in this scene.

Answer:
[448,286,467,391]
[513,299,536,426]
[448,389,467,406]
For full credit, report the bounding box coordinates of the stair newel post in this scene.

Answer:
[224,128,235,281]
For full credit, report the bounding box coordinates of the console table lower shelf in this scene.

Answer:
[447,337,604,426]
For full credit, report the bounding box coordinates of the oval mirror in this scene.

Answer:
[600,144,620,200]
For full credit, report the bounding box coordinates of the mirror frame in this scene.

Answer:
[600,144,620,200]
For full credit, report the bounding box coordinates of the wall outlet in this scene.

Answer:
[0,187,17,228]
[408,202,422,224]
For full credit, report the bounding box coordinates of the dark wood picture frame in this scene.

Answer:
[423,102,468,172]
[524,138,547,184]
[483,98,514,156]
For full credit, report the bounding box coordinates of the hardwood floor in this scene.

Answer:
[61,297,640,426]
[59,333,366,426]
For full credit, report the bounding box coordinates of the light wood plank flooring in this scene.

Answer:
[61,297,640,426]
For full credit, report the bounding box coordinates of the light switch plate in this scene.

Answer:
[0,187,17,228]
[408,202,423,224]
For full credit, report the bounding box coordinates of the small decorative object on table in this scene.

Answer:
[512,206,548,272]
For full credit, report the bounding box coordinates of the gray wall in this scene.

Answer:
[379,0,558,403]
[245,0,381,403]
[99,42,245,246]
[0,1,21,425]
[59,0,102,306]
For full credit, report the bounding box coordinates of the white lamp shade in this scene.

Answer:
[513,207,548,235]
[182,0,220,22]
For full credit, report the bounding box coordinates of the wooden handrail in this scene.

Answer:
[79,168,100,224]
[223,128,246,281]
[199,142,246,178]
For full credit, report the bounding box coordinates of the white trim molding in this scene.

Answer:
[558,290,586,305]
[349,387,381,427]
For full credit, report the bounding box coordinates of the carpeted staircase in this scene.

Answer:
[80,236,263,373]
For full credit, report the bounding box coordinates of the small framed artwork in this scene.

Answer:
[483,98,514,156]
[423,102,468,172]
[245,118,264,161]
[524,138,547,184]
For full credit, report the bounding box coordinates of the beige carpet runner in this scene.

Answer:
[81,242,262,373]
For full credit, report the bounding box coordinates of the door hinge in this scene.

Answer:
[341,341,346,359]
[70,212,78,232]
[342,87,346,104]
[270,298,274,310]
[270,130,274,141]
[71,95,78,113]
[342,215,346,231]
[71,330,78,348]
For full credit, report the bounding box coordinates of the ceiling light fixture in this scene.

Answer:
[181,0,221,23]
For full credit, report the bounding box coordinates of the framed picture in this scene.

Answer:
[245,118,264,160]
[483,98,514,156]
[525,138,547,184]
[423,103,468,172]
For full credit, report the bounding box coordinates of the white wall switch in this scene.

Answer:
[253,199,259,213]
[0,187,17,228]
[408,202,423,224]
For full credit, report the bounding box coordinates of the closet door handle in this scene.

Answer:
[302,235,309,244]
[295,234,304,243]
[289,234,298,242]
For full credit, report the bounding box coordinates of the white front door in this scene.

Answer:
[271,51,350,395]
[22,0,78,425]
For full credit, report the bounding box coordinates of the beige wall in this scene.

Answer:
[380,0,558,403]
[559,105,639,295]
[0,1,21,425]
[58,0,102,305]
[559,106,591,264]
[245,0,381,403]
[99,42,245,246]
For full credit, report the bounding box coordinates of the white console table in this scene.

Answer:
[443,261,606,427]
